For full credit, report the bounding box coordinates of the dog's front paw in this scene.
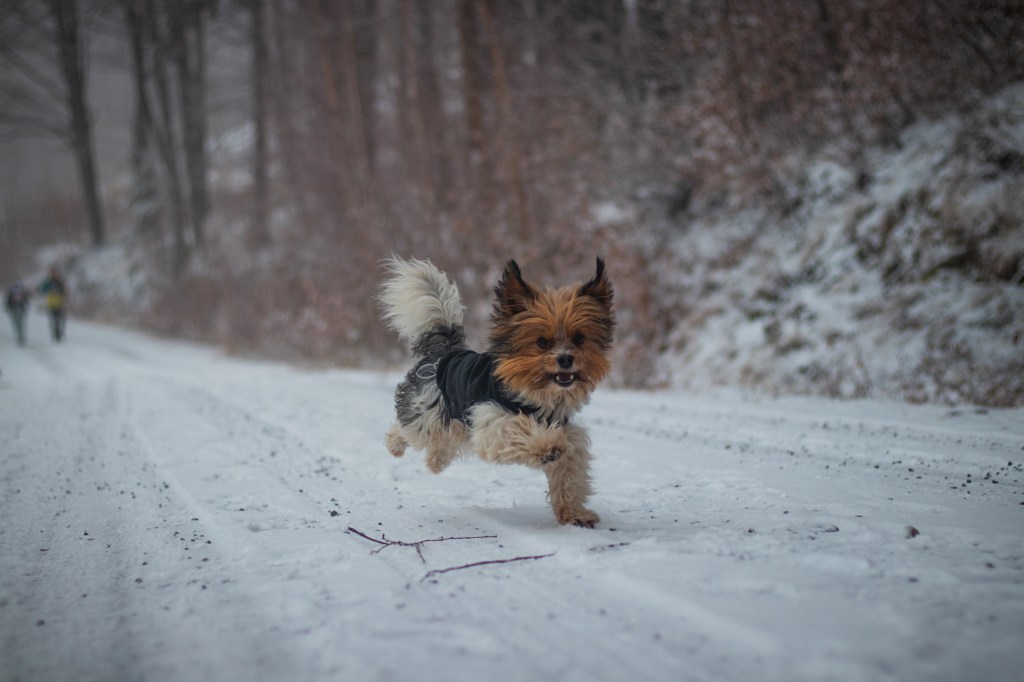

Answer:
[555,507,600,528]
[540,447,563,465]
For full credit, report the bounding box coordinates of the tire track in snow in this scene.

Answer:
[118,374,505,680]
[0,375,240,681]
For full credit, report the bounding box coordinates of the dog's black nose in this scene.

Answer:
[557,353,574,369]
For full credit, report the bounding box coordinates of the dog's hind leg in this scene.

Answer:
[385,422,408,458]
[424,421,466,474]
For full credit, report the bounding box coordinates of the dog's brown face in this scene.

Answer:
[488,259,615,410]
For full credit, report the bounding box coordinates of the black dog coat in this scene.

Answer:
[435,350,537,424]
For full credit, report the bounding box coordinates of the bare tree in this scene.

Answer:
[50,0,107,247]
[124,0,160,239]
[170,0,210,251]
[411,0,446,204]
[395,0,435,212]
[456,0,483,162]
[145,0,189,276]
[0,0,106,247]
[479,0,529,239]
[248,0,269,247]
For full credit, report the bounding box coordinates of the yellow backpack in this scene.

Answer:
[45,292,65,310]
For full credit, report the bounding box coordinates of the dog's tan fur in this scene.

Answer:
[380,257,614,527]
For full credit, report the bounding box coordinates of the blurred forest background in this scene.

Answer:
[1,0,1023,405]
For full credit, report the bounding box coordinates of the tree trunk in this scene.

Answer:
[147,0,189,278]
[479,0,529,240]
[339,0,382,237]
[311,0,357,224]
[124,0,161,239]
[457,0,484,158]
[192,3,209,237]
[339,0,373,194]
[249,0,269,247]
[48,0,106,247]
[172,1,209,251]
[413,1,447,204]
[398,0,434,210]
[266,0,311,232]
[353,0,376,178]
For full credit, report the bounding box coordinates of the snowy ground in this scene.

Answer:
[1,313,1022,682]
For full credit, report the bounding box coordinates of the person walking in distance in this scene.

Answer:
[38,267,68,342]
[4,281,31,345]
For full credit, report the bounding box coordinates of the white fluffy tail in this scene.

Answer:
[380,256,465,347]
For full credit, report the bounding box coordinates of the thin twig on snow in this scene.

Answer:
[346,526,497,563]
[421,553,555,582]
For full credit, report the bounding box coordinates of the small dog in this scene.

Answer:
[380,257,615,527]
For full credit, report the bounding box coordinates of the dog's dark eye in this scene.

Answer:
[537,337,551,349]
[572,332,585,347]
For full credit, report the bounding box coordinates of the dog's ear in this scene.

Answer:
[579,257,613,309]
[493,259,537,316]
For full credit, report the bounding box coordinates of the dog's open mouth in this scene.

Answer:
[553,372,577,387]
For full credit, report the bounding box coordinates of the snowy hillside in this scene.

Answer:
[2,314,1022,682]
[664,82,1024,405]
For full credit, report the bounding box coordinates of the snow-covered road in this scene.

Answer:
[1,313,1022,682]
